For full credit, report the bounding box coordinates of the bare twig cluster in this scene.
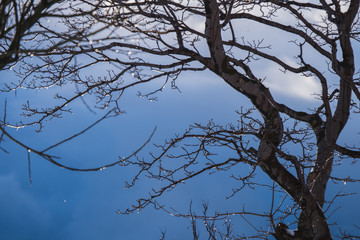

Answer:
[1,0,360,239]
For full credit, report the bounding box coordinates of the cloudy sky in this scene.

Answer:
[1,65,359,239]
[1,3,360,239]
[0,70,255,239]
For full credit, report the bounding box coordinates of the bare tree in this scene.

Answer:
[0,0,85,70]
[0,0,132,172]
[1,0,360,239]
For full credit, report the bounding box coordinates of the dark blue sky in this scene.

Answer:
[1,61,360,239]
[0,70,247,239]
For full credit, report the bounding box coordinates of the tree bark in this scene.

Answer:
[203,1,338,239]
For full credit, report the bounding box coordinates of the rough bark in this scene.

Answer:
[204,0,337,239]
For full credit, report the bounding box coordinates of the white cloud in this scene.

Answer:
[263,63,321,101]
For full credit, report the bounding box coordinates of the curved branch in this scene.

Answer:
[223,12,332,60]
[334,144,360,158]
[0,110,156,172]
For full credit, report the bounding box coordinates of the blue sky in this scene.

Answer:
[1,4,360,239]
[1,64,359,239]
[0,70,258,239]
